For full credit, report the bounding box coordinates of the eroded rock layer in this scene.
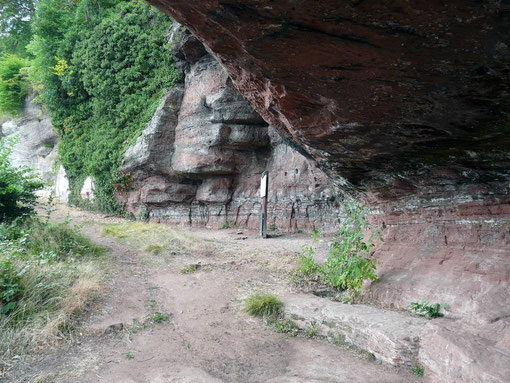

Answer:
[144,2,510,381]
[116,25,340,230]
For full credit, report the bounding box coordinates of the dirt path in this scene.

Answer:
[6,205,418,383]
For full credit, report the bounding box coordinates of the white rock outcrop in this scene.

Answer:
[80,176,95,201]
[1,97,70,202]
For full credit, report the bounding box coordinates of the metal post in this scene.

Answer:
[260,171,269,238]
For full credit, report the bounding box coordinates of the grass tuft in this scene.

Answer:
[242,294,283,318]
[179,264,200,274]
[267,318,299,336]
[145,244,165,255]
[219,219,235,229]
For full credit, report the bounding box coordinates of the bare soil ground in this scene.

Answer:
[3,204,418,383]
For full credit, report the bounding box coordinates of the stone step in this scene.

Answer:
[282,294,510,382]
[282,294,427,367]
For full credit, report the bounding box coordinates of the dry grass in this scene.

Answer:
[0,260,104,368]
[100,222,219,265]
[0,220,106,374]
[40,263,102,339]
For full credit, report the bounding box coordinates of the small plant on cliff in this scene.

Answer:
[296,200,380,296]
[409,300,445,319]
[411,363,425,377]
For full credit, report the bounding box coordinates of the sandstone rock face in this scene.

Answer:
[1,98,70,202]
[144,2,510,380]
[117,24,340,230]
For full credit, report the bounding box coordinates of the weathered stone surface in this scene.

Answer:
[1,99,57,185]
[147,1,510,191]
[54,165,70,203]
[420,322,510,383]
[283,294,510,382]
[117,23,341,228]
[196,178,232,204]
[1,97,70,202]
[283,294,427,367]
[122,87,184,177]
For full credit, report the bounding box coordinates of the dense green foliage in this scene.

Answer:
[0,0,178,213]
[296,201,379,297]
[0,0,35,57]
[0,137,44,221]
[0,54,27,115]
[25,0,178,213]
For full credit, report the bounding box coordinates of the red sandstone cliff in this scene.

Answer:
[116,24,340,230]
[143,2,510,381]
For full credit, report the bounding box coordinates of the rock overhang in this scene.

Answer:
[146,0,510,196]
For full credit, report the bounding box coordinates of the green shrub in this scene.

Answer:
[0,54,27,116]
[296,254,320,277]
[321,202,378,291]
[242,294,283,318]
[296,201,380,294]
[0,137,44,222]
[23,220,103,263]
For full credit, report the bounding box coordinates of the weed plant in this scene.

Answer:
[409,300,445,319]
[296,201,380,299]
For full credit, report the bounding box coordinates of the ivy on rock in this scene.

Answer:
[28,0,179,213]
